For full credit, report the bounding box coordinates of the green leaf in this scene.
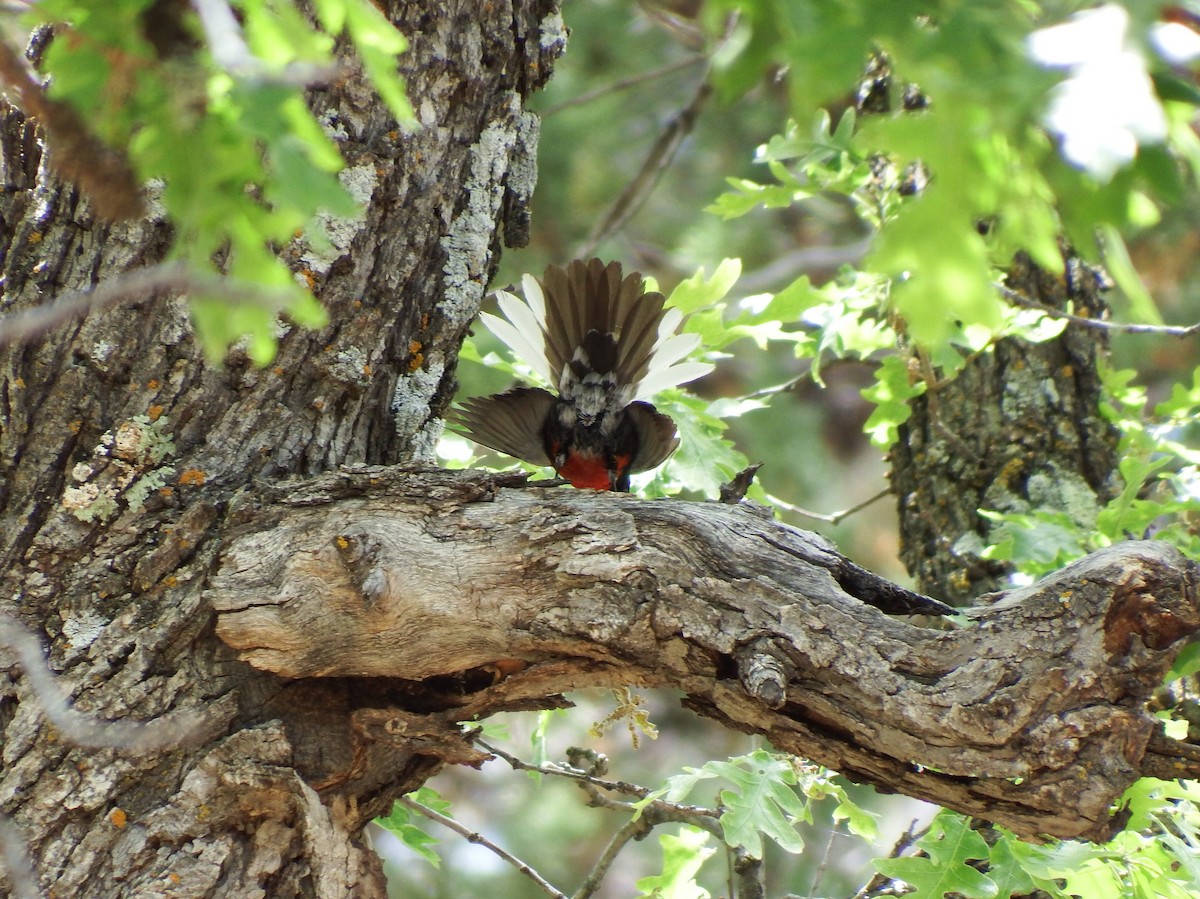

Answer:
[636,827,714,899]
[983,833,1036,898]
[1166,642,1200,682]
[873,810,997,899]
[667,259,742,313]
[1099,224,1163,325]
[706,750,807,858]
[345,0,416,125]
[861,354,926,448]
[375,793,445,868]
[1120,778,1200,832]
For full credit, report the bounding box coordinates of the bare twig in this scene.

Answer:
[733,847,765,899]
[805,826,838,898]
[1000,284,1200,338]
[0,614,224,753]
[400,796,568,899]
[541,54,705,117]
[765,487,890,525]
[575,75,713,258]
[478,738,654,799]
[0,261,300,348]
[736,238,874,294]
[0,812,39,899]
[0,34,143,220]
[571,815,652,899]
[852,818,926,899]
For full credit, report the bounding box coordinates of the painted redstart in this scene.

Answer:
[456,258,712,491]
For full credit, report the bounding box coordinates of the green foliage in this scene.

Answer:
[870,787,1200,899]
[29,0,413,362]
[376,788,447,868]
[634,750,876,862]
[873,810,1000,899]
[635,827,715,899]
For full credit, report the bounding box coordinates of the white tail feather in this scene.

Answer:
[634,360,714,401]
[479,309,553,384]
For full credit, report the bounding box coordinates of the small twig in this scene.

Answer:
[719,463,763,504]
[400,797,568,899]
[765,487,890,525]
[1000,284,1200,338]
[805,826,838,898]
[574,14,739,258]
[576,75,713,258]
[0,34,143,220]
[0,261,300,348]
[733,847,765,899]
[478,738,653,799]
[736,238,874,294]
[541,54,705,117]
[0,614,221,753]
[0,812,39,899]
[852,818,926,899]
[1141,731,1200,780]
[572,815,652,899]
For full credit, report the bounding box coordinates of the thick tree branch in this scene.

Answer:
[208,466,1200,843]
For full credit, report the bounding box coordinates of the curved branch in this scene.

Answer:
[207,466,1200,842]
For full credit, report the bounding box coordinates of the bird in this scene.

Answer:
[456,258,713,491]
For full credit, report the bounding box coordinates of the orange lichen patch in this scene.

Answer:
[69,420,82,433]
[109,808,127,828]
[362,363,372,377]
[158,486,174,498]
[273,367,285,376]
[168,874,181,885]
[147,379,160,390]
[387,129,399,141]
[28,231,42,244]
[352,299,362,308]
[1061,364,1074,378]
[313,398,325,410]
[408,352,424,372]
[147,404,165,422]
[178,469,206,487]
[299,268,317,290]
[336,535,350,550]
[14,377,26,388]
[164,575,178,588]
[421,313,430,329]
[409,339,423,355]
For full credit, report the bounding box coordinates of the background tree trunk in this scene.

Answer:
[0,1,563,894]
[892,251,1120,603]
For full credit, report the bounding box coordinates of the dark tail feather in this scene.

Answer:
[539,259,671,390]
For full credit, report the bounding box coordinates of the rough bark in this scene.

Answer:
[208,465,1200,843]
[0,1,563,895]
[892,250,1120,603]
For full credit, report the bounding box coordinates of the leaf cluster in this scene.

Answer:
[28,0,413,362]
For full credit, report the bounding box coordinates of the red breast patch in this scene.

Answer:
[557,453,614,490]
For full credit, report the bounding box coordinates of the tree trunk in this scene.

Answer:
[892,250,1120,603]
[0,1,563,894]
